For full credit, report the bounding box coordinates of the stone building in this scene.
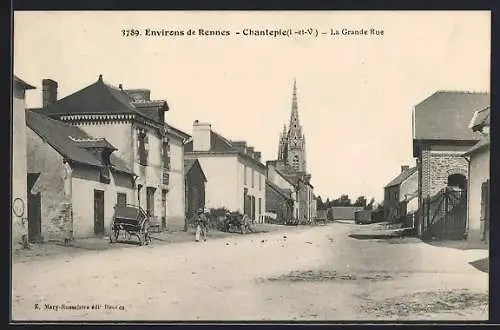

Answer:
[26,110,135,240]
[412,90,490,237]
[12,75,35,247]
[31,75,174,230]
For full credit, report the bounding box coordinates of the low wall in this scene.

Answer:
[355,210,372,223]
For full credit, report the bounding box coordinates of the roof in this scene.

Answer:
[184,158,207,182]
[26,110,134,176]
[463,135,490,157]
[413,91,490,141]
[32,75,168,125]
[469,106,490,132]
[184,130,265,169]
[385,166,418,188]
[14,75,36,90]
[266,180,293,201]
[166,124,191,141]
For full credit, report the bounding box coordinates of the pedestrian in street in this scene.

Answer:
[195,208,208,242]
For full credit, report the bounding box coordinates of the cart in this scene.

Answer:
[109,204,151,246]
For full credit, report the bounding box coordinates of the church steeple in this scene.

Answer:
[289,78,300,132]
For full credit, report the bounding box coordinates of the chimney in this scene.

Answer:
[231,141,247,154]
[42,79,58,107]
[247,146,254,158]
[401,165,410,173]
[192,120,212,152]
[254,151,262,162]
[125,89,151,102]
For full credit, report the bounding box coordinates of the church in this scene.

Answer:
[266,79,316,224]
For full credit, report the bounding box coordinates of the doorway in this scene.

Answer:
[94,190,105,236]
[27,173,42,243]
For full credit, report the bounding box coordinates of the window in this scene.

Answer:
[137,184,143,205]
[292,155,299,169]
[117,193,127,206]
[259,173,262,190]
[258,198,262,217]
[244,165,247,185]
[146,187,156,217]
[137,130,149,166]
[162,140,170,185]
[251,168,255,188]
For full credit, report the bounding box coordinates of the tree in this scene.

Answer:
[339,194,351,206]
[365,197,375,210]
[354,196,367,207]
[316,196,325,210]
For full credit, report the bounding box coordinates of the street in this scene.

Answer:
[12,221,488,321]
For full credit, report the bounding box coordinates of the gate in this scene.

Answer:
[422,187,467,240]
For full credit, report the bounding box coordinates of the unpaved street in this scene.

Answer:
[12,221,488,321]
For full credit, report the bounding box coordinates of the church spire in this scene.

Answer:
[289,78,301,136]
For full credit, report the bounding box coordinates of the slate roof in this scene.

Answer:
[32,75,168,125]
[184,130,265,169]
[413,91,490,141]
[184,158,207,182]
[166,124,191,141]
[469,106,490,132]
[14,75,36,90]
[463,134,490,157]
[385,166,418,188]
[266,180,293,200]
[26,110,134,175]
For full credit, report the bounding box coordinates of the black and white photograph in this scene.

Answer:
[11,10,490,322]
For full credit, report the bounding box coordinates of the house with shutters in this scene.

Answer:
[12,75,36,248]
[184,121,266,222]
[31,75,174,232]
[26,110,135,241]
[463,105,490,244]
[412,90,490,239]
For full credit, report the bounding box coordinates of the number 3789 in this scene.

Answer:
[122,29,140,37]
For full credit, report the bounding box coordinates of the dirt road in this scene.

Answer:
[11,221,488,321]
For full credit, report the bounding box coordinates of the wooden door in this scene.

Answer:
[94,190,105,236]
[27,173,42,243]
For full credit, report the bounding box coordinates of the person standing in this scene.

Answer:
[195,208,208,242]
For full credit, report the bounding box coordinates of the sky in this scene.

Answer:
[14,11,490,203]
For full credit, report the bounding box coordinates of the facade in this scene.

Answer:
[12,76,35,247]
[32,75,173,229]
[412,91,490,237]
[184,158,207,229]
[463,106,490,243]
[383,165,418,223]
[26,110,135,240]
[184,121,266,221]
[271,79,316,223]
[165,124,191,230]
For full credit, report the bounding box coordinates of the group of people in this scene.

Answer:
[192,208,253,242]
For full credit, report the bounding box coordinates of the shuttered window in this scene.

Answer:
[138,130,148,166]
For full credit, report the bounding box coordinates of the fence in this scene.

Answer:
[421,187,467,240]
